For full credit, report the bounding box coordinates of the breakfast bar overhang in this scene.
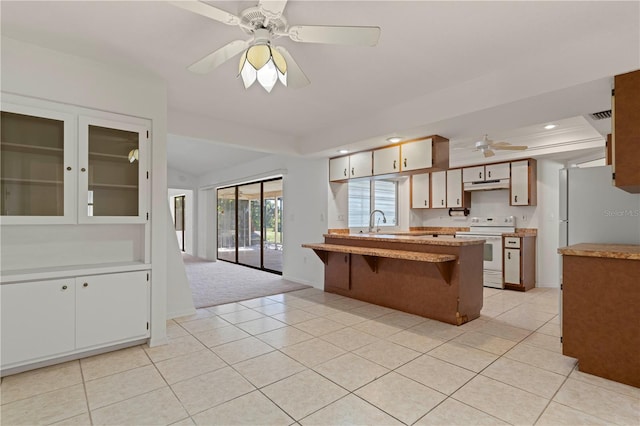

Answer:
[303,233,485,325]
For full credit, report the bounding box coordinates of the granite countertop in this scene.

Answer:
[323,233,485,246]
[558,243,640,260]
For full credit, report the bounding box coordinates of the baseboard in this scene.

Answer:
[281,275,321,289]
[167,307,197,320]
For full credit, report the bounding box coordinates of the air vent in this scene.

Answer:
[590,110,612,120]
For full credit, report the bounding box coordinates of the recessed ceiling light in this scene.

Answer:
[544,124,557,130]
[387,136,402,143]
[338,149,349,154]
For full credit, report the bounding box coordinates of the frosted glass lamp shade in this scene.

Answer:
[239,44,287,92]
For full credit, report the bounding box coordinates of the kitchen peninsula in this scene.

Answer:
[303,233,485,325]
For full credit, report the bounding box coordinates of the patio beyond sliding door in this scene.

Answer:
[216,177,283,274]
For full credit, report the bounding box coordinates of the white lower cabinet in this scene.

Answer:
[1,270,149,370]
[504,248,521,284]
[76,271,149,348]
[1,279,76,366]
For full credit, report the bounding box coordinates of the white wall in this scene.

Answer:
[198,154,327,288]
[1,36,170,345]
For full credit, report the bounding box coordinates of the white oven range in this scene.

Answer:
[455,216,516,289]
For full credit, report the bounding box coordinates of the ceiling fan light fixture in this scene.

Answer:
[239,42,287,92]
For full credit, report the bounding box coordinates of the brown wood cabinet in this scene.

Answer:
[503,235,536,291]
[612,69,640,193]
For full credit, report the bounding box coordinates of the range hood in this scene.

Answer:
[464,179,510,191]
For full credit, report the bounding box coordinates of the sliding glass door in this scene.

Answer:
[216,177,283,274]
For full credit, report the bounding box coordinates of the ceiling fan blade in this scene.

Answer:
[483,149,495,158]
[287,25,381,46]
[168,1,240,26]
[259,0,288,19]
[274,46,310,88]
[490,141,511,147]
[188,39,250,74]
[493,145,528,151]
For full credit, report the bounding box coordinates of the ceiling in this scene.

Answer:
[2,1,639,176]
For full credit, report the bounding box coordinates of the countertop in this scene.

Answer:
[558,243,640,260]
[323,233,485,246]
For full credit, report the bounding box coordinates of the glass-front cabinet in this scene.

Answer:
[1,103,76,224]
[78,116,148,223]
[1,101,149,225]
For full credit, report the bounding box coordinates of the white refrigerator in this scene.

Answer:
[559,165,640,248]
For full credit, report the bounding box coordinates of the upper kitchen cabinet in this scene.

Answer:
[411,173,430,208]
[463,163,510,183]
[431,171,447,208]
[612,69,640,193]
[78,116,149,223]
[349,151,373,179]
[510,159,537,206]
[373,145,400,175]
[329,156,350,182]
[400,135,449,172]
[1,103,76,224]
[446,169,471,208]
[1,98,150,225]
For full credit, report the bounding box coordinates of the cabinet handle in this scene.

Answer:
[351,167,354,176]
[404,158,407,167]
[393,160,397,170]
[488,170,492,178]
[81,167,87,172]
[479,171,482,179]
[441,199,444,206]
[66,166,72,171]
[514,195,518,203]
[508,252,511,260]
[62,285,68,290]
[424,200,427,206]
[83,282,88,287]
[343,168,347,177]
[456,198,460,204]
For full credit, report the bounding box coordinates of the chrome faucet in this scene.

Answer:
[369,209,387,232]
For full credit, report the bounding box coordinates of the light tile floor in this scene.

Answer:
[2,287,639,425]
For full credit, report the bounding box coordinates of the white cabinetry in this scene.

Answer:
[504,248,521,285]
[1,279,76,366]
[76,271,149,348]
[463,166,485,183]
[411,173,430,208]
[431,171,447,208]
[446,169,466,208]
[401,138,432,171]
[349,152,372,179]
[373,146,400,175]
[1,99,150,225]
[329,156,349,182]
[485,163,510,180]
[510,159,536,206]
[462,163,510,182]
[1,270,150,370]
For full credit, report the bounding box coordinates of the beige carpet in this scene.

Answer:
[182,254,311,308]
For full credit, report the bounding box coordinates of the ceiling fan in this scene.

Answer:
[474,134,528,158]
[169,0,381,91]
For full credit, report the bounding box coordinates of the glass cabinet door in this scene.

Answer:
[78,116,148,223]
[1,103,76,224]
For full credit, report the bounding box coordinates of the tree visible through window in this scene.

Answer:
[348,179,397,228]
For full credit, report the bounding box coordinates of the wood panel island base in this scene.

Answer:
[558,243,640,388]
[303,234,485,325]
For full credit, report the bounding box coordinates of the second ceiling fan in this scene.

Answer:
[474,134,528,158]
[170,0,381,91]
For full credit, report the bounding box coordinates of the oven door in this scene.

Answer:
[481,235,504,289]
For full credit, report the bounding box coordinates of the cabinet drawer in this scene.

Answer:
[504,237,521,248]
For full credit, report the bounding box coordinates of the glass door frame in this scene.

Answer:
[216,176,283,275]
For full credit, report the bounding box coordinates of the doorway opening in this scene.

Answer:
[217,177,283,274]
[169,188,194,255]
